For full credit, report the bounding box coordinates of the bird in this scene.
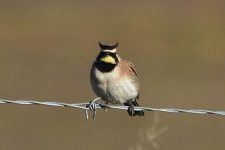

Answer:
[90,42,144,116]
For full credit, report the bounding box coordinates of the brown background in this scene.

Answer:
[0,0,225,150]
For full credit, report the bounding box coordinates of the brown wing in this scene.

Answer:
[120,60,138,77]
[119,60,140,94]
[127,61,138,77]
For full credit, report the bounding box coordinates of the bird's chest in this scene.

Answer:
[94,68,120,89]
[92,68,137,103]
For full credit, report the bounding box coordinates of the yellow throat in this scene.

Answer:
[100,55,116,64]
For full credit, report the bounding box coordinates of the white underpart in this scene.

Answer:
[92,67,138,104]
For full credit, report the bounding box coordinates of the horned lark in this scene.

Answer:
[90,42,144,116]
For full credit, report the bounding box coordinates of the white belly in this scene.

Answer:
[91,67,138,104]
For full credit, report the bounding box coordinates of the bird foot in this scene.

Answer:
[128,104,135,116]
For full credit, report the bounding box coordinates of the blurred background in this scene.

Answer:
[0,0,225,150]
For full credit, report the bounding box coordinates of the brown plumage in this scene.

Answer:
[90,42,144,116]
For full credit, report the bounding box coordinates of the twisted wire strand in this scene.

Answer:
[0,98,225,120]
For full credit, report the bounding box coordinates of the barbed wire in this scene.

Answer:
[0,98,225,120]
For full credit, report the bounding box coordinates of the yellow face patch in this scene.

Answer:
[100,55,116,64]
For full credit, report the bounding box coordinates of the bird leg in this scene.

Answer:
[124,101,135,116]
[128,104,135,116]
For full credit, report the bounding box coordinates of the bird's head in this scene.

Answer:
[96,42,120,65]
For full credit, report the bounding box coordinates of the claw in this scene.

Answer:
[128,104,135,116]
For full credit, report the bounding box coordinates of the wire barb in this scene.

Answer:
[0,98,225,119]
[86,97,101,120]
